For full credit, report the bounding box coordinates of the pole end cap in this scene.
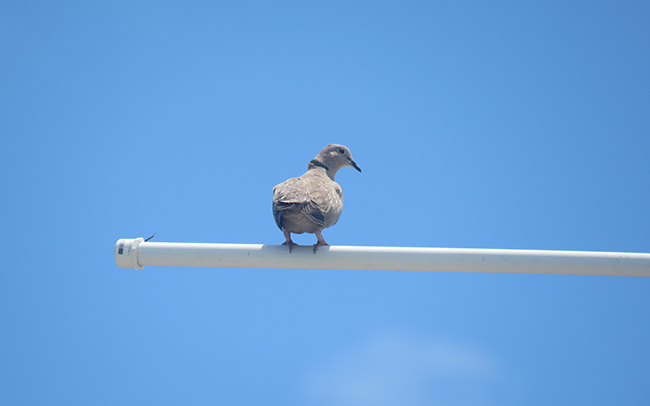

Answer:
[114,238,145,270]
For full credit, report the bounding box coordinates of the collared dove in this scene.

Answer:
[273,144,361,253]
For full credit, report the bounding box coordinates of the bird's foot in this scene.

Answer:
[313,230,329,253]
[282,240,298,253]
[282,230,297,253]
[313,241,329,253]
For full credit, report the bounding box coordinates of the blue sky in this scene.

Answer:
[1,1,649,404]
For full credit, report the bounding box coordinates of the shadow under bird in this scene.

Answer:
[272,144,361,253]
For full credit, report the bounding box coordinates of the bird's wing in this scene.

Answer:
[272,177,310,230]
[302,200,327,229]
[273,177,310,204]
[302,179,343,228]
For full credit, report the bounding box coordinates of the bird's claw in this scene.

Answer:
[282,240,297,253]
[313,241,329,253]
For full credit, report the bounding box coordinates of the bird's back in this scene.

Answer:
[273,170,343,234]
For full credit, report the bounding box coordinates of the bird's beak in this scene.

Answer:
[350,160,362,172]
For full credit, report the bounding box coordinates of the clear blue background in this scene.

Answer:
[2,1,649,405]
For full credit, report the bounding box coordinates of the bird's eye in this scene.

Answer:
[338,148,345,154]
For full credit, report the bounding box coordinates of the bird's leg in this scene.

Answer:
[313,230,329,253]
[282,230,297,253]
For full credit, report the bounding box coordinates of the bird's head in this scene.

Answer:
[312,144,361,179]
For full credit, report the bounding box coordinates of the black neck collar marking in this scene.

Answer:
[308,159,330,171]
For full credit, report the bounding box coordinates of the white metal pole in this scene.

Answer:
[114,238,650,277]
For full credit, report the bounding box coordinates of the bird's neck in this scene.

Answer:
[308,159,329,171]
[308,159,336,181]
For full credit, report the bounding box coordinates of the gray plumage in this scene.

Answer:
[273,144,361,252]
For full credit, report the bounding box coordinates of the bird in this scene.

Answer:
[272,144,361,253]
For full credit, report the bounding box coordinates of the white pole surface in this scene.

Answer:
[114,238,650,277]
